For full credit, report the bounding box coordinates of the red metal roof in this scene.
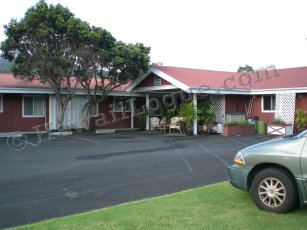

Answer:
[153,65,307,90]
[2,65,307,93]
[0,73,50,88]
[0,73,129,91]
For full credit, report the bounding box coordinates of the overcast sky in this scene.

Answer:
[1,0,307,71]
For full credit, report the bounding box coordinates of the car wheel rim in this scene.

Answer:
[258,177,286,208]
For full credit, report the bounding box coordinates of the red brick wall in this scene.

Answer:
[0,94,48,132]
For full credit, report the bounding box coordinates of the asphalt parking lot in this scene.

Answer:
[0,131,272,228]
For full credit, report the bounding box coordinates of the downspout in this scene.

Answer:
[146,93,150,131]
[193,93,198,135]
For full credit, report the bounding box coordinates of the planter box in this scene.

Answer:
[267,124,292,136]
[222,125,255,137]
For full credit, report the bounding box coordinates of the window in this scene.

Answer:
[113,97,123,112]
[125,100,132,112]
[88,104,98,117]
[262,95,276,112]
[23,96,45,117]
[154,76,162,86]
[0,95,3,113]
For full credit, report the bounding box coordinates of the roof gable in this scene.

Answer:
[137,72,172,88]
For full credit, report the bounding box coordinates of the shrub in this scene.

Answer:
[137,111,146,130]
[271,118,287,125]
[295,109,307,131]
[224,120,252,126]
[178,102,201,130]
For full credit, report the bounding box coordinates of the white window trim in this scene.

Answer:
[261,95,276,113]
[113,97,123,112]
[0,95,3,113]
[22,95,45,118]
[154,76,162,86]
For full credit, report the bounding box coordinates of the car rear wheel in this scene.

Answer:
[250,167,298,213]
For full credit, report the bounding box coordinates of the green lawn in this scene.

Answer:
[12,182,307,230]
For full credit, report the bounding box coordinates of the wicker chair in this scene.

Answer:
[155,117,169,133]
[150,117,160,131]
[169,117,184,134]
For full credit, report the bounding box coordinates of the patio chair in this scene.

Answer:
[169,116,184,134]
[155,117,169,134]
[150,117,160,131]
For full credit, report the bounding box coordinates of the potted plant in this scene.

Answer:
[178,102,201,135]
[222,121,255,137]
[267,118,292,136]
[295,109,307,132]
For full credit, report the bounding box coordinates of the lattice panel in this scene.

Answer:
[210,95,225,123]
[275,93,296,132]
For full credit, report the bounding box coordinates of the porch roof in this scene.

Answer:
[127,65,307,94]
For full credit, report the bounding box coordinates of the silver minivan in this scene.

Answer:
[227,131,307,213]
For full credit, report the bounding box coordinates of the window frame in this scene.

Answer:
[154,76,162,86]
[0,95,3,113]
[22,95,45,117]
[113,97,123,112]
[261,95,276,112]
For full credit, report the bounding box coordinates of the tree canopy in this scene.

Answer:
[237,64,254,73]
[1,0,151,129]
[1,1,91,83]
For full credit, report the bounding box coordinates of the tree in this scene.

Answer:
[75,31,150,128]
[1,0,92,130]
[1,1,151,130]
[237,64,254,73]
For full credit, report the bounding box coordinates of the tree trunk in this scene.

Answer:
[55,94,69,131]
[81,101,92,129]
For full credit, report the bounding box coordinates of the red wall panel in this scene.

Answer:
[137,73,172,87]
[90,97,145,129]
[225,95,274,123]
[225,95,246,113]
[0,94,48,132]
[250,95,274,123]
[296,94,307,111]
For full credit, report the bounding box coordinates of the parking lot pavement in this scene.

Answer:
[0,132,272,228]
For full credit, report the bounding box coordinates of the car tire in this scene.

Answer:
[250,167,298,213]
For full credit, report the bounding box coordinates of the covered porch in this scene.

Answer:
[143,90,226,135]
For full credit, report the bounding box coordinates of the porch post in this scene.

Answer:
[193,93,198,135]
[146,93,150,131]
[130,99,134,129]
[49,95,57,130]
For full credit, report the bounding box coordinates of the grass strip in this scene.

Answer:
[12,182,307,230]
